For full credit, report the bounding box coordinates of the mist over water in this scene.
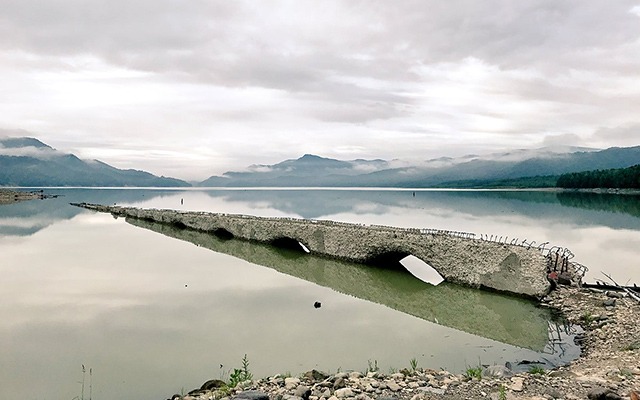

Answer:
[1,188,636,399]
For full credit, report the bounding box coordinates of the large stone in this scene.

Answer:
[201,379,227,390]
[482,365,513,378]
[333,377,346,389]
[285,377,301,389]
[335,388,354,398]
[235,390,270,400]
[418,387,445,395]
[295,385,311,400]
[387,382,402,392]
[509,377,524,392]
[304,369,330,382]
[587,387,623,400]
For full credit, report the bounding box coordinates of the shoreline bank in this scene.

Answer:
[0,188,48,204]
[171,286,638,400]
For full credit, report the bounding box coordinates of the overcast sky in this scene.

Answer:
[1,1,639,180]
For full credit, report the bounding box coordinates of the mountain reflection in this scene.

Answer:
[128,217,555,351]
[0,189,173,237]
[203,189,640,229]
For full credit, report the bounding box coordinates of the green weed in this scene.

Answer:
[409,357,418,372]
[228,354,253,388]
[367,359,379,373]
[580,311,595,324]
[465,365,483,380]
[528,365,546,375]
[498,384,507,400]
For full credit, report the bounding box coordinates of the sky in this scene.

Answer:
[0,1,639,181]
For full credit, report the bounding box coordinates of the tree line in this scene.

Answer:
[556,164,640,189]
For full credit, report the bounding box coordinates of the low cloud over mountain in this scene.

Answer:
[0,137,190,187]
[199,146,640,188]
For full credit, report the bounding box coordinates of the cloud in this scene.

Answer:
[0,145,59,158]
[591,124,640,148]
[0,1,639,179]
[542,133,584,147]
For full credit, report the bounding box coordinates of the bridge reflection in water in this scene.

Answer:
[128,217,577,359]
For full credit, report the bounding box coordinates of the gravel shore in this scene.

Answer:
[171,286,639,400]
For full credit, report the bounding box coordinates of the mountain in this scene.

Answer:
[198,146,640,187]
[198,154,395,187]
[0,137,190,187]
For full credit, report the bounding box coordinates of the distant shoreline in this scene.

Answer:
[0,188,47,205]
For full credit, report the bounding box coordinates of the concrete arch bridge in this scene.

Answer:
[73,203,557,297]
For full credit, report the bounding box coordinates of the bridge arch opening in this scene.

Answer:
[213,228,234,240]
[365,251,411,271]
[399,255,444,286]
[365,250,444,285]
[269,237,311,254]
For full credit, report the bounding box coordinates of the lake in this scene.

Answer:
[1,188,638,399]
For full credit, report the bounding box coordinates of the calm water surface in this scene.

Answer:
[1,188,638,399]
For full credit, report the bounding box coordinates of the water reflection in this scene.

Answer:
[1,189,603,399]
[556,191,640,219]
[128,217,570,354]
[0,188,175,236]
[199,189,640,230]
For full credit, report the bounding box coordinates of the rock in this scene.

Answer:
[510,377,524,392]
[543,387,564,399]
[201,379,227,390]
[483,365,513,378]
[333,377,346,389]
[603,299,617,307]
[285,377,301,389]
[605,291,624,299]
[587,387,623,400]
[235,390,270,400]
[295,385,311,400]
[418,387,445,395]
[558,273,573,285]
[334,388,354,398]
[349,371,363,379]
[304,370,329,382]
[387,382,402,392]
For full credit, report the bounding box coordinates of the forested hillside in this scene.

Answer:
[557,164,640,189]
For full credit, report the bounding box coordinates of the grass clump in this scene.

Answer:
[367,359,379,373]
[498,384,507,400]
[580,311,595,324]
[228,354,253,389]
[528,365,546,375]
[409,357,418,372]
[465,365,483,380]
